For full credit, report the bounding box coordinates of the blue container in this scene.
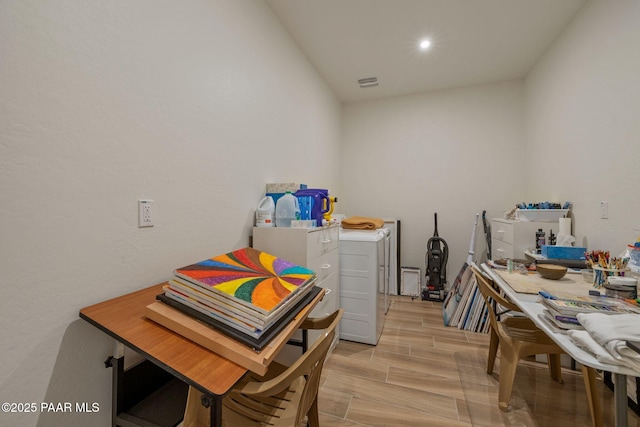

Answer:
[541,245,587,260]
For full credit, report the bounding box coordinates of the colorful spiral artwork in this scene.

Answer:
[174,247,316,313]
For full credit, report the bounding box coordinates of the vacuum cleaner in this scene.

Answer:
[423,212,448,302]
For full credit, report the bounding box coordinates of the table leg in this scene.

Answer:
[582,366,602,427]
[110,342,125,427]
[184,386,223,427]
[209,397,222,427]
[109,355,124,427]
[614,373,628,427]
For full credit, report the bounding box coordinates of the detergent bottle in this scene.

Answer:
[275,192,300,227]
[255,196,275,227]
[293,189,330,227]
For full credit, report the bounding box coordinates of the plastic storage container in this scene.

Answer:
[294,189,330,227]
[541,245,587,260]
[275,192,300,227]
[629,245,640,265]
[255,196,275,227]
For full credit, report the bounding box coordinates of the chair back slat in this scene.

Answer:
[294,309,342,425]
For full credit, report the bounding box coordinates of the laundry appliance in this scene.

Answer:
[338,227,390,345]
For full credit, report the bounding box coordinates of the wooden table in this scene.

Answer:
[482,264,640,427]
[79,283,324,427]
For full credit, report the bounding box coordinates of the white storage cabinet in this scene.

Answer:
[491,218,559,260]
[252,225,339,362]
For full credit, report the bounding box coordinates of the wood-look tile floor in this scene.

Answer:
[316,295,640,427]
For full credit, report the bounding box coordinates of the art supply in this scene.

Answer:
[538,291,556,300]
[535,229,545,254]
[541,295,640,316]
[608,276,637,287]
[604,284,637,300]
[586,250,630,288]
[585,250,628,271]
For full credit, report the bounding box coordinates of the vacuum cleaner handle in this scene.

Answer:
[433,212,439,237]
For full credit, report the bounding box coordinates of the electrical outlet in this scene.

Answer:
[600,201,608,219]
[138,200,154,227]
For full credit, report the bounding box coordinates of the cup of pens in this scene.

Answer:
[585,250,629,288]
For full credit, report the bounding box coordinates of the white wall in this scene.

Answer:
[0,1,341,426]
[3,0,638,424]
[341,81,526,283]
[524,0,640,254]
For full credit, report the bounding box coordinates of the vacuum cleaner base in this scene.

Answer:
[422,287,444,302]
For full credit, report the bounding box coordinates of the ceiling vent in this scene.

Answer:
[357,77,379,88]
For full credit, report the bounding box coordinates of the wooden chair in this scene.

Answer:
[182,308,343,427]
[470,264,602,427]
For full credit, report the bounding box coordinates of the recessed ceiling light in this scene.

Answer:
[419,39,431,50]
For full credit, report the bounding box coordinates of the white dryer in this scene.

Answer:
[338,227,390,345]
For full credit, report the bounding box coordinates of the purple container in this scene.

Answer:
[294,189,330,227]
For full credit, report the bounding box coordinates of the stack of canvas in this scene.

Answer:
[159,247,317,345]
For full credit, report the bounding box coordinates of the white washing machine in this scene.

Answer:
[338,227,390,345]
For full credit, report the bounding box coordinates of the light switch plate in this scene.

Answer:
[600,201,608,219]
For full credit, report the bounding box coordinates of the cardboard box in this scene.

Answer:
[265,183,307,194]
[266,183,307,205]
[541,245,586,260]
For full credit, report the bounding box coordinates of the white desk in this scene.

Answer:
[481,263,639,427]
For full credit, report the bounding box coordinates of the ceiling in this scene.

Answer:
[265,0,587,103]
